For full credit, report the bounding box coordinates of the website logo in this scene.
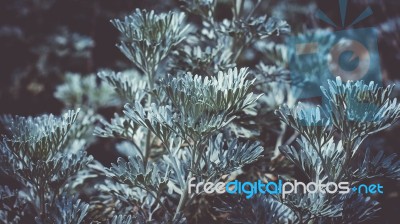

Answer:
[287,0,382,123]
[188,178,384,199]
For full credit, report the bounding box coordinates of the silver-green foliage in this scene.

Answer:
[0,110,92,223]
[28,0,400,223]
[111,9,190,82]
[91,1,298,223]
[96,67,264,222]
[273,78,400,223]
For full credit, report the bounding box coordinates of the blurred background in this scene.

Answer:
[0,0,399,223]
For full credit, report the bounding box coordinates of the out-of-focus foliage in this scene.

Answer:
[1,0,400,223]
[54,73,118,110]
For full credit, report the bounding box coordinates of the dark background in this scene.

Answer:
[0,0,399,223]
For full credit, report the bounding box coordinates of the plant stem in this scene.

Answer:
[38,183,46,221]
[143,68,155,167]
[336,139,353,182]
[246,0,262,21]
[173,173,191,221]
[273,123,286,159]
[137,185,172,216]
[144,126,152,167]
[173,140,202,220]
